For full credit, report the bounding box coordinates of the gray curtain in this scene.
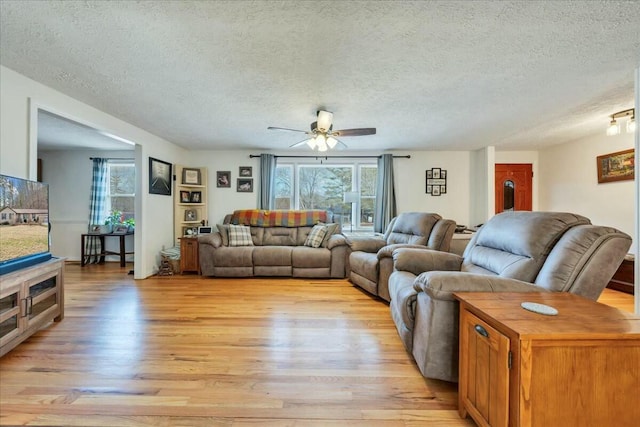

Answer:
[374,154,396,233]
[258,153,276,209]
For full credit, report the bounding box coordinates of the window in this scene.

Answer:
[275,161,377,230]
[106,162,135,221]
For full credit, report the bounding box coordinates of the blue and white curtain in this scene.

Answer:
[89,158,109,227]
[258,153,276,209]
[86,158,108,263]
[374,154,397,233]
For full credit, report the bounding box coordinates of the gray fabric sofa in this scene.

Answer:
[388,211,632,382]
[347,212,456,302]
[198,210,348,278]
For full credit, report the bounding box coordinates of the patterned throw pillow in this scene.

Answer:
[228,224,254,247]
[304,224,328,248]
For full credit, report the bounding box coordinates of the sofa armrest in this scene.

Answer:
[198,232,222,248]
[414,271,547,301]
[347,236,387,253]
[327,233,348,249]
[378,243,433,260]
[392,248,463,276]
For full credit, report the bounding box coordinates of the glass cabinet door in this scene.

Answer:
[0,287,20,342]
[26,275,58,320]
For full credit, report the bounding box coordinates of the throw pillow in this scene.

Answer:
[217,224,230,246]
[304,224,327,248]
[228,224,254,247]
[320,223,340,247]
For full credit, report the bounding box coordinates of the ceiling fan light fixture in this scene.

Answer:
[326,136,338,149]
[306,138,316,149]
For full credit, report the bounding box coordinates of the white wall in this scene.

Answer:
[538,131,635,254]
[185,149,473,229]
[0,66,186,278]
[39,149,135,262]
[469,146,495,227]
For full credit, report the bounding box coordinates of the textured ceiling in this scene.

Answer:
[1,1,639,152]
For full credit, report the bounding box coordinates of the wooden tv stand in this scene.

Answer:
[454,292,640,427]
[0,258,65,357]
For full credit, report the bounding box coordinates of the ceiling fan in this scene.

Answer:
[268,110,376,151]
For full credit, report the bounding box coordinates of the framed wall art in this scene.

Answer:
[426,168,447,196]
[239,166,252,177]
[149,157,172,196]
[217,171,231,188]
[182,167,202,185]
[237,178,253,192]
[596,149,635,183]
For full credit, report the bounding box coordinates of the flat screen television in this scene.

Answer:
[0,174,51,275]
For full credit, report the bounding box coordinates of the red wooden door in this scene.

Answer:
[495,164,532,214]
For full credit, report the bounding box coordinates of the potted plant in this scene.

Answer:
[124,217,135,232]
[103,210,123,233]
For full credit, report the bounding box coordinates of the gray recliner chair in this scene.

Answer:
[347,212,456,301]
[388,211,632,382]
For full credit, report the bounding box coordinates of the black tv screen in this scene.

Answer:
[0,174,51,275]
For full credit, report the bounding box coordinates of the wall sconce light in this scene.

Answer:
[606,108,635,136]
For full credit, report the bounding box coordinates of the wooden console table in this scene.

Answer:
[454,292,640,427]
[81,232,134,267]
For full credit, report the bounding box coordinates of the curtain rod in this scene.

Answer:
[249,154,411,159]
[89,157,133,160]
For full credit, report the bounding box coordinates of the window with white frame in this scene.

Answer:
[275,161,377,230]
[106,161,135,221]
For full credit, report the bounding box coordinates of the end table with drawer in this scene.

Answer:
[454,292,640,427]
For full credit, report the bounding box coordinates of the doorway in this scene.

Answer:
[495,164,532,214]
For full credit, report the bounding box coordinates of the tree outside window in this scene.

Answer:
[107,162,135,222]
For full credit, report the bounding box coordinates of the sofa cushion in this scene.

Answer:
[216,223,229,246]
[387,212,441,245]
[253,246,293,266]
[305,224,327,248]
[292,246,331,268]
[228,224,254,246]
[349,251,379,283]
[263,227,297,246]
[321,223,340,248]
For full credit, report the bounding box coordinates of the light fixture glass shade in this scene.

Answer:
[306,138,316,149]
[316,134,327,151]
[606,119,620,136]
[627,116,636,133]
[326,137,338,149]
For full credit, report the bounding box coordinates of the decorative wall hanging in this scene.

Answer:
[596,149,635,183]
[426,168,447,196]
[217,171,231,187]
[149,157,172,195]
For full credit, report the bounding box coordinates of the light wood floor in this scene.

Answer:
[0,263,634,426]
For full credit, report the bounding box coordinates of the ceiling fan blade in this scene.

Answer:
[289,137,312,148]
[268,126,308,133]
[332,128,376,137]
[316,110,333,132]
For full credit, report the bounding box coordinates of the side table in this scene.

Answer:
[454,292,640,427]
[179,237,200,274]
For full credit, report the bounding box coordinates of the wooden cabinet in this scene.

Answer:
[0,258,65,357]
[455,292,640,427]
[174,165,208,246]
[180,237,199,274]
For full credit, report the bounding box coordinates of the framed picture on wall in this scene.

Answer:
[237,178,253,192]
[596,149,635,183]
[180,190,191,203]
[149,157,172,196]
[217,171,231,187]
[239,166,252,177]
[182,168,201,185]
